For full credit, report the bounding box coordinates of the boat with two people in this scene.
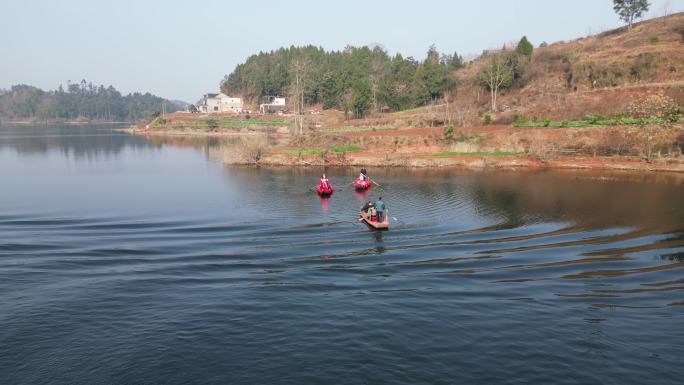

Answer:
[360,198,389,230]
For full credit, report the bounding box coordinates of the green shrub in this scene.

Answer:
[650,35,660,44]
[543,120,551,127]
[444,124,454,141]
[206,119,219,129]
[579,62,624,88]
[484,115,492,125]
[630,53,661,81]
[513,114,533,125]
[666,107,682,123]
[298,148,322,155]
[585,114,606,123]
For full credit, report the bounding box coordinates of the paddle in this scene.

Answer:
[367,176,382,187]
[388,210,404,225]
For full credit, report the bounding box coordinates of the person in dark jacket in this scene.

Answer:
[375,197,386,222]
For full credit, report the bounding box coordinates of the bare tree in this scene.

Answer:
[290,58,310,135]
[454,105,472,127]
[661,0,672,20]
[477,55,513,112]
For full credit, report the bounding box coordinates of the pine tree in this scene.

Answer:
[515,36,534,57]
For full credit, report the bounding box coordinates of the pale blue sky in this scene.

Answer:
[2,0,682,102]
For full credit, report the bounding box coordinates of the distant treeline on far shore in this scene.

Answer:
[0,80,182,122]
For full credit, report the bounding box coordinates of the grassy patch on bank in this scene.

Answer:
[514,117,684,128]
[173,116,284,125]
[421,151,525,157]
[330,145,360,153]
[150,124,243,130]
[298,149,323,155]
[320,125,395,133]
[284,145,361,157]
[284,148,323,156]
[151,116,285,129]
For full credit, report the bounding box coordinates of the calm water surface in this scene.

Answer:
[1,124,683,384]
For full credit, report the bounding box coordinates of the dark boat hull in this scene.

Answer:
[316,185,334,197]
[359,209,389,230]
[354,180,371,191]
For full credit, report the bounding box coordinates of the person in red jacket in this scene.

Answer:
[320,174,331,190]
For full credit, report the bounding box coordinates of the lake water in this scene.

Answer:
[1,124,683,384]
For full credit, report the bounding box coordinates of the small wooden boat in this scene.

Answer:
[316,184,334,197]
[353,179,371,191]
[360,209,389,230]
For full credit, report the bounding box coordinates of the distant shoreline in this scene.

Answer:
[1,119,131,126]
[126,125,684,173]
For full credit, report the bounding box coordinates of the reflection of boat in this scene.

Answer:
[353,179,371,191]
[360,209,389,230]
[316,184,334,197]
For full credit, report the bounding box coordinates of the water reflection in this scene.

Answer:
[2,124,684,385]
[113,129,684,233]
[467,170,684,229]
[319,197,331,214]
[0,123,152,159]
[371,231,386,254]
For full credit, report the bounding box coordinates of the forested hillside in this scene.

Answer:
[0,80,181,122]
[221,45,464,116]
[221,12,684,122]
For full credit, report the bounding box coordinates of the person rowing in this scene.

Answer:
[352,168,372,191]
[316,173,334,196]
[320,173,331,189]
[361,200,374,215]
[359,168,368,181]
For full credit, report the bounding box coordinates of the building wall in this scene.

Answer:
[198,93,243,113]
[207,97,221,113]
[259,97,287,113]
[219,95,242,113]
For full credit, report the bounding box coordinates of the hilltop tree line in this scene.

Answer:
[221,45,465,118]
[221,1,651,119]
[0,80,180,121]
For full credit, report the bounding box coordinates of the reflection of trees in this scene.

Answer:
[145,134,281,163]
[466,170,684,230]
[1,124,152,159]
